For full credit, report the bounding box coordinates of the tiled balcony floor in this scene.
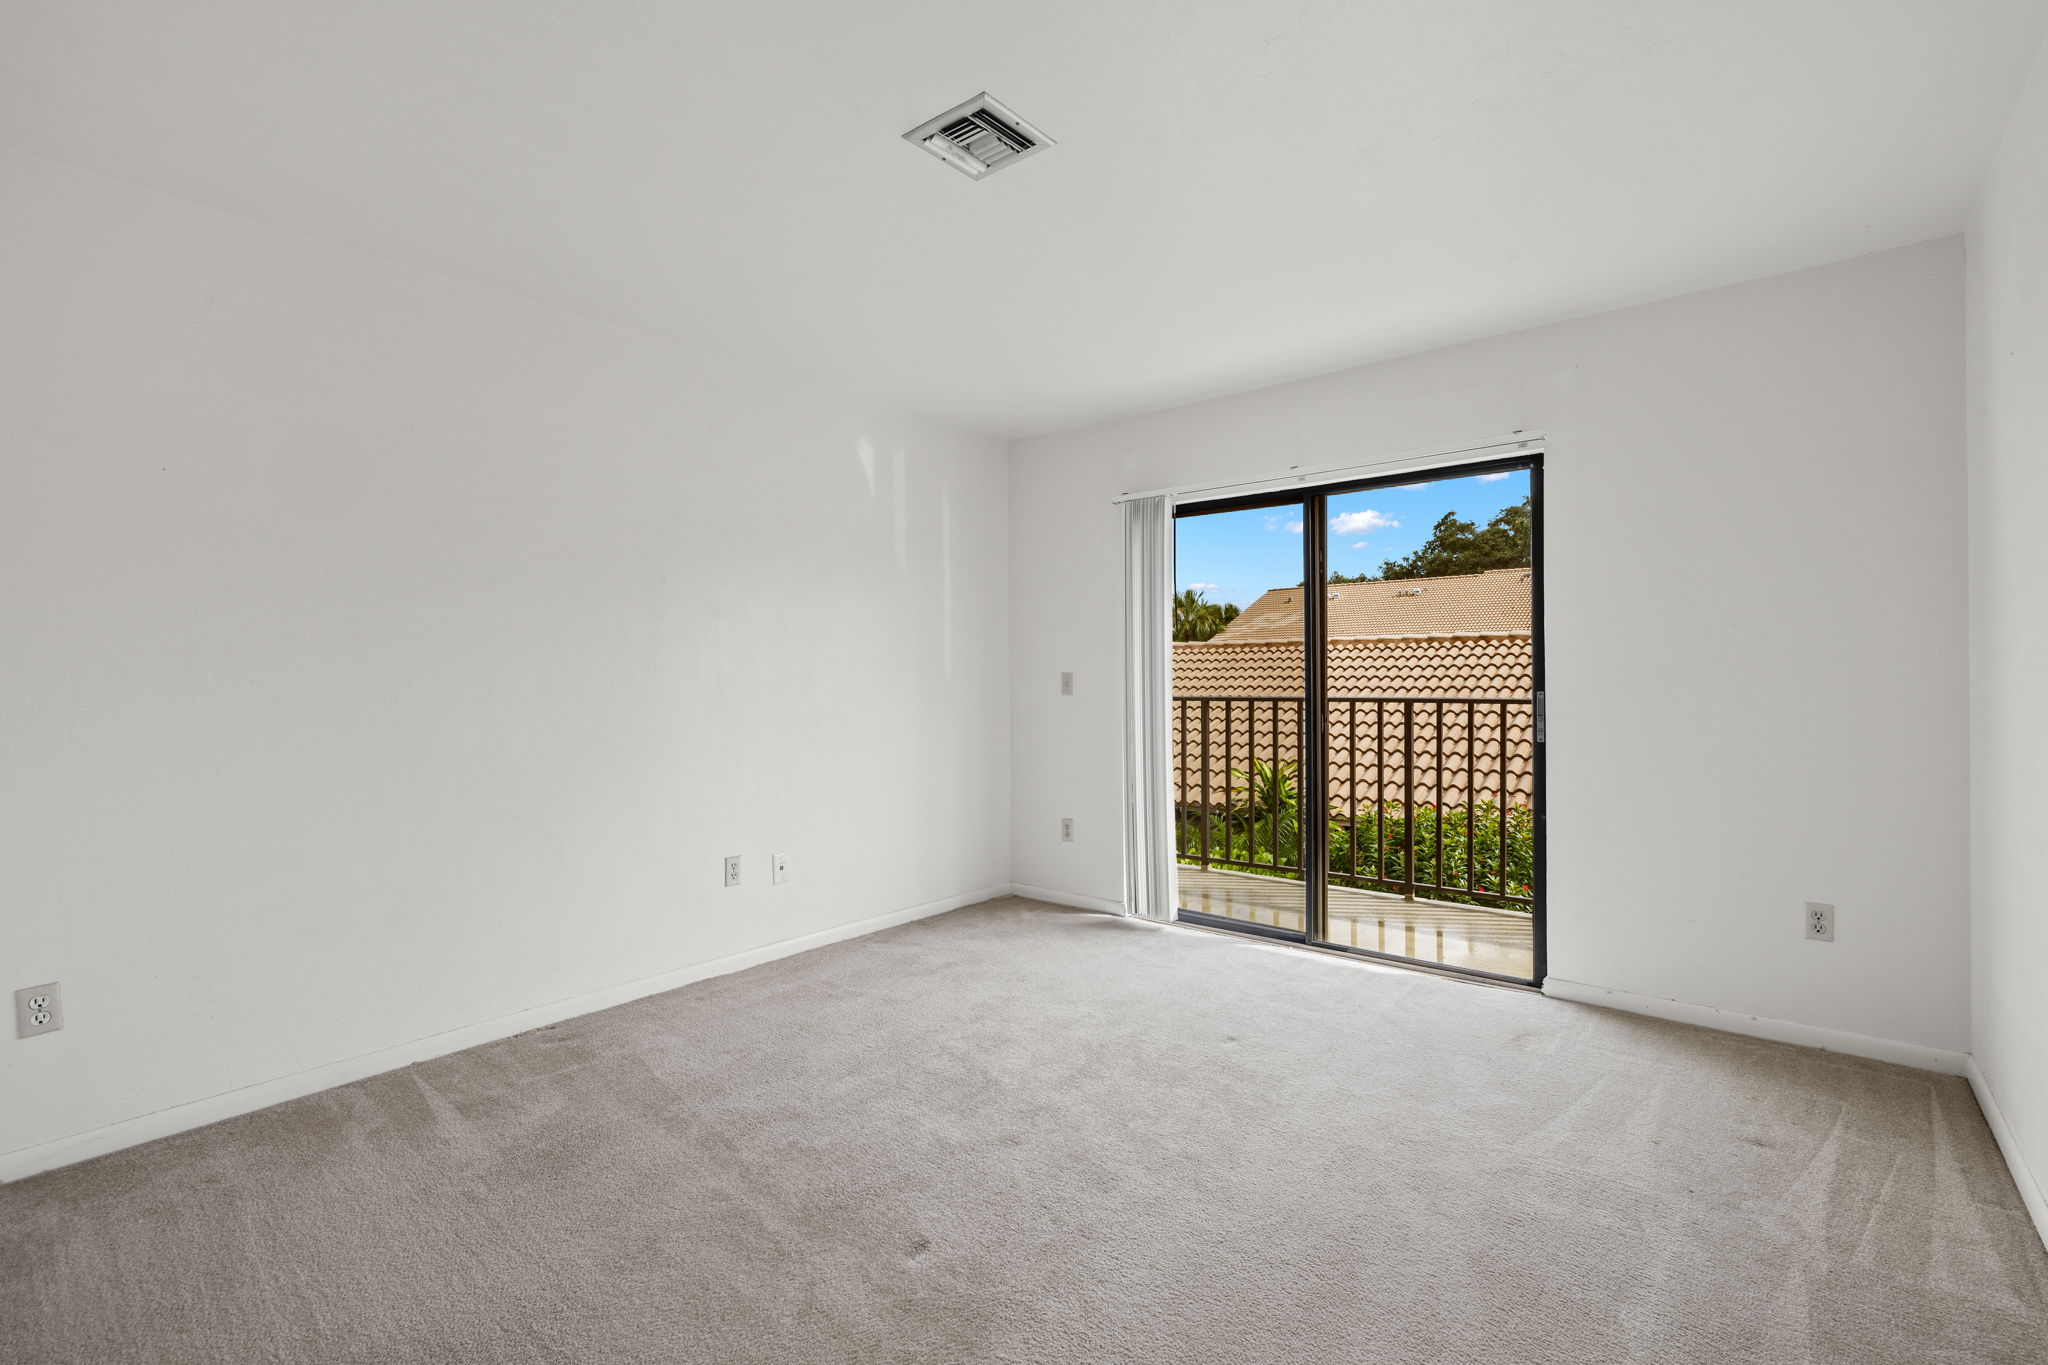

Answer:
[1176,864,1534,979]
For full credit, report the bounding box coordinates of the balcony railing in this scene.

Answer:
[1172,694,1535,910]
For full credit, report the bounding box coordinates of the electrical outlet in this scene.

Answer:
[1060,817,1074,843]
[1060,671,1073,696]
[15,983,62,1038]
[772,853,789,884]
[724,855,742,888]
[1804,901,1834,942]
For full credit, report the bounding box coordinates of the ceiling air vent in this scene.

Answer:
[903,93,1053,180]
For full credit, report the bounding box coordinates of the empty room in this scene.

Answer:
[4,3,2047,1362]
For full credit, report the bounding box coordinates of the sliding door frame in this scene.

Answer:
[1173,451,1546,986]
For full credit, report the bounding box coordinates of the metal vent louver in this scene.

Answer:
[903,93,1052,180]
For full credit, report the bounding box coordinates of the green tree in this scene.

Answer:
[1173,589,1241,642]
[1374,496,1530,581]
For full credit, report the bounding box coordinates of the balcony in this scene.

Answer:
[1172,692,1536,976]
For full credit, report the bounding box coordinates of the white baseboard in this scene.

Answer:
[1968,1058,2048,1251]
[0,883,1008,1184]
[1008,882,1126,915]
[1541,978,1970,1076]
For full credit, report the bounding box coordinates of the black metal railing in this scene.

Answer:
[1172,693,1535,909]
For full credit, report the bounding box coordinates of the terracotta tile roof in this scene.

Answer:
[1167,686,1533,810]
[1208,566,1531,644]
[1170,632,1534,811]
[1173,635,1531,699]
[1168,667,1533,810]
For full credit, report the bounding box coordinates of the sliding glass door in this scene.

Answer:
[1169,501,1310,935]
[1169,457,1544,985]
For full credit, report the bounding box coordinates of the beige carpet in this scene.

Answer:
[3,897,2044,1364]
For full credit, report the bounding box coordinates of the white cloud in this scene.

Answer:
[1349,542,1370,550]
[1476,471,1511,481]
[1185,582,1219,593]
[1330,509,1399,535]
[1284,520,1303,534]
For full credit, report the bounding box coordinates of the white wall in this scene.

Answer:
[0,149,1010,1167]
[1967,35,2048,1229]
[1012,239,1969,1055]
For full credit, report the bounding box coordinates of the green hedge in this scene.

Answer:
[1175,759,1534,910]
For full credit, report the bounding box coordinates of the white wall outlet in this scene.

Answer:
[772,853,789,884]
[1804,901,1834,941]
[1060,817,1074,843]
[15,983,62,1038]
[724,855,742,888]
[1060,671,1073,696]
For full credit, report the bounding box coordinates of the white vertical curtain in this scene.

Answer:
[1122,495,1177,921]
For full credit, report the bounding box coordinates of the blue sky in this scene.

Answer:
[1175,469,1530,611]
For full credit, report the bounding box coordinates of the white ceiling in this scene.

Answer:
[5,2,2044,437]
